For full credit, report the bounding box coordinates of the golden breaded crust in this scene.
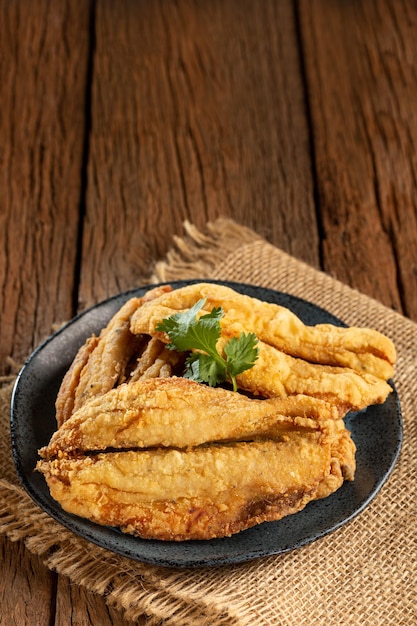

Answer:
[39,281,395,541]
[55,335,99,427]
[40,377,340,459]
[56,297,144,426]
[234,338,392,412]
[130,282,396,378]
[37,437,331,541]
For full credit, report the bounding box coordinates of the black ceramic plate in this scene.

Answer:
[11,280,402,568]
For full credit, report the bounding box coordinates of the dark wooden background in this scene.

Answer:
[1,1,416,623]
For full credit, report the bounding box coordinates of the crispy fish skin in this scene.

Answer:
[55,335,99,427]
[37,436,332,541]
[233,338,393,413]
[314,418,356,499]
[55,297,144,426]
[127,336,185,383]
[40,377,340,459]
[129,283,396,378]
[55,287,176,427]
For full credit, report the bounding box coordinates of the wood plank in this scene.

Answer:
[0,1,92,625]
[80,0,318,308]
[0,0,92,374]
[55,576,144,625]
[0,537,55,626]
[298,0,417,318]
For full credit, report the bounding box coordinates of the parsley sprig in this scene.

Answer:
[155,299,259,392]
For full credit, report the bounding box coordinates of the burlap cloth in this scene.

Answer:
[1,219,415,625]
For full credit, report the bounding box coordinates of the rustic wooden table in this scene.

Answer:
[1,1,416,623]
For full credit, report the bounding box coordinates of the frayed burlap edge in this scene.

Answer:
[151,218,263,283]
[1,218,416,625]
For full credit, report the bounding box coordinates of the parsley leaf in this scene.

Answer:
[185,352,227,388]
[224,332,259,378]
[156,298,259,391]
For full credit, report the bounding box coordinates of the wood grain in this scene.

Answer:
[2,1,417,625]
[79,0,318,309]
[55,576,142,625]
[0,537,55,626]
[0,1,92,625]
[0,0,92,374]
[299,0,417,318]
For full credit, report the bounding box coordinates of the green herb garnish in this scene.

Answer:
[155,299,259,392]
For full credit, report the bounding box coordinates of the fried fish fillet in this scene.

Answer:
[40,281,391,541]
[56,283,395,428]
[56,297,144,426]
[55,335,100,426]
[38,374,356,540]
[40,377,341,458]
[55,292,182,426]
[37,432,343,541]
[130,283,396,379]
[232,337,393,413]
[127,336,185,383]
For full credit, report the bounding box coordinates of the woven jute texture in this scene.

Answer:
[1,218,416,625]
